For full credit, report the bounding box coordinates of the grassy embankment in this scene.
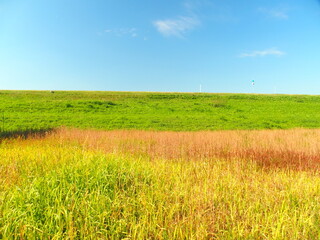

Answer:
[1,90,320,132]
[1,128,320,239]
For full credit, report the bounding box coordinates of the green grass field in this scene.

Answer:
[1,90,320,132]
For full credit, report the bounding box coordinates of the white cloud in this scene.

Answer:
[183,0,213,12]
[104,28,138,38]
[240,48,286,58]
[153,16,199,37]
[259,8,289,20]
[271,11,288,19]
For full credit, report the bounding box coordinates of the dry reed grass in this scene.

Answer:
[42,128,320,171]
[2,128,320,238]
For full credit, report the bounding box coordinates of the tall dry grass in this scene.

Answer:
[49,128,320,170]
[2,128,320,239]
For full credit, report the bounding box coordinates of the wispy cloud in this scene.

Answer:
[183,0,213,12]
[258,7,289,20]
[153,0,205,38]
[239,48,286,58]
[104,28,138,38]
[153,16,199,37]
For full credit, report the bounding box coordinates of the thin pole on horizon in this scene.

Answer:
[252,80,255,94]
[200,84,202,93]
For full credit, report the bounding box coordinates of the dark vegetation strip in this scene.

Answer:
[0,128,55,140]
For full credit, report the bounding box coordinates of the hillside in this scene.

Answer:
[1,91,319,131]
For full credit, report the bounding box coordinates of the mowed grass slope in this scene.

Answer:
[1,90,320,131]
[2,129,320,239]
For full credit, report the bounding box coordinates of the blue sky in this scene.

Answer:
[1,0,320,94]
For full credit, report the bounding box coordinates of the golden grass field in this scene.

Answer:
[1,128,320,239]
[57,128,320,170]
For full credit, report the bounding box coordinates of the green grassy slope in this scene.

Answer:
[0,90,319,131]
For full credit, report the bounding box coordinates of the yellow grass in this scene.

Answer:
[52,128,320,170]
[1,128,320,239]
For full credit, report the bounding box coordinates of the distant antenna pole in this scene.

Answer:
[200,84,202,93]
[251,80,255,93]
